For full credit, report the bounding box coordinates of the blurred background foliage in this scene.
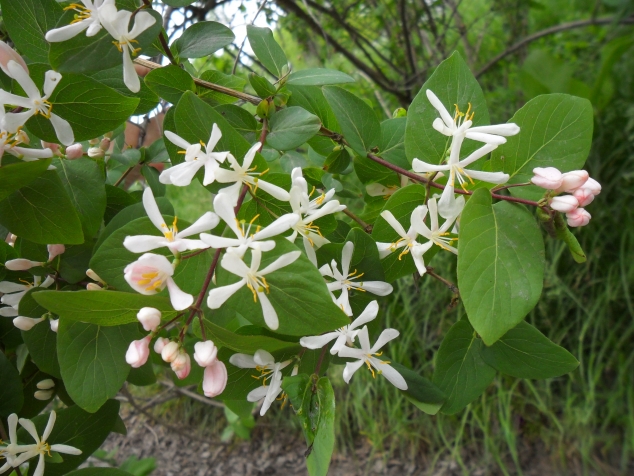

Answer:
[136,0,634,473]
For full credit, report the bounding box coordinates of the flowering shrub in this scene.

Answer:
[0,1,597,475]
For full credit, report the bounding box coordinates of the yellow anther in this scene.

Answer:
[177,150,186,154]
[141,272,159,279]
[145,280,163,291]
[246,283,258,302]
[199,140,206,148]
[112,41,123,53]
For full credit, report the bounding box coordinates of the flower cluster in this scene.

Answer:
[531,167,601,227]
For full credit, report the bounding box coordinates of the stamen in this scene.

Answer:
[246,282,258,302]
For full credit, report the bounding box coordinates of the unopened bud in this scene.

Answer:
[65,143,84,159]
[573,188,594,207]
[47,244,65,261]
[99,138,111,151]
[202,360,227,397]
[154,336,170,354]
[89,138,100,146]
[171,352,191,379]
[531,167,563,190]
[161,341,180,363]
[0,43,28,77]
[5,258,43,271]
[88,147,105,159]
[550,195,579,213]
[126,336,151,368]
[86,269,104,283]
[392,107,407,118]
[193,340,218,367]
[137,307,161,332]
[86,283,103,291]
[557,170,589,193]
[34,390,54,401]
[41,141,61,156]
[36,379,55,390]
[13,316,44,331]
[50,319,59,333]
[567,208,591,227]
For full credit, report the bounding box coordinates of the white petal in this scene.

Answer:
[18,418,40,443]
[371,328,400,353]
[330,334,348,354]
[254,179,290,202]
[229,353,257,368]
[213,193,241,236]
[49,114,74,146]
[128,11,156,39]
[426,89,454,129]
[49,444,81,455]
[203,160,217,185]
[252,214,299,241]
[199,234,242,250]
[2,110,35,133]
[464,131,507,145]
[177,212,219,238]
[342,359,365,383]
[8,61,39,98]
[142,187,167,233]
[411,242,432,275]
[361,281,393,296]
[123,235,168,253]
[217,181,243,207]
[411,159,450,173]
[469,123,520,136]
[410,205,432,239]
[33,454,45,476]
[302,236,317,265]
[335,287,352,316]
[0,306,18,317]
[121,48,140,93]
[372,359,408,390]
[376,242,393,259]
[257,291,279,330]
[341,241,354,277]
[220,253,251,277]
[207,123,222,150]
[42,411,56,441]
[466,169,509,184]
[45,21,90,42]
[259,251,301,275]
[164,131,191,150]
[247,385,269,402]
[43,71,62,98]
[437,182,460,220]
[350,301,379,330]
[380,210,408,239]
[168,161,203,186]
[242,142,260,169]
[253,349,275,366]
[165,277,193,311]
[458,143,498,168]
[0,282,27,293]
[40,276,55,288]
[207,279,246,309]
[299,332,339,349]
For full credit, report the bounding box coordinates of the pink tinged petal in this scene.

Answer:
[371,328,400,353]
[125,337,151,368]
[123,235,169,253]
[566,208,591,227]
[121,47,140,93]
[0,306,18,317]
[18,418,41,443]
[142,187,167,233]
[202,360,227,397]
[5,259,42,271]
[573,188,594,207]
[411,159,450,173]
[469,123,520,136]
[361,281,392,296]
[177,212,219,238]
[257,291,279,330]
[300,332,340,350]
[341,241,354,277]
[194,340,218,367]
[464,169,509,184]
[128,11,156,38]
[254,179,291,202]
[49,444,81,455]
[342,359,365,383]
[13,316,44,331]
[49,113,74,146]
[380,210,408,239]
[207,279,246,309]
[229,353,257,368]
[137,307,161,331]
[207,123,222,150]
[556,170,589,193]
[410,205,432,239]
[550,195,579,213]
[457,143,498,168]
[426,89,454,129]
[0,42,28,76]
[371,358,408,390]
[583,177,601,195]
[165,277,193,311]
[253,214,299,241]
[259,251,301,275]
[2,110,36,133]
[47,244,65,261]
[247,385,269,402]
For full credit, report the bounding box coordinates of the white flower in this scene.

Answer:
[200,193,298,258]
[123,187,218,254]
[160,125,230,186]
[0,276,55,314]
[124,253,193,311]
[0,414,30,471]
[215,142,290,206]
[0,115,53,165]
[9,412,82,476]
[375,195,461,276]
[45,0,114,42]
[319,242,392,316]
[229,350,292,416]
[338,326,407,390]
[0,61,74,145]
[100,5,156,93]
[207,248,300,330]
[300,300,380,355]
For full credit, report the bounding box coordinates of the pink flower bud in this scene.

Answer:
[582,177,601,196]
[531,167,563,190]
[550,195,579,213]
[99,138,111,151]
[171,352,191,379]
[5,259,43,271]
[0,41,28,77]
[566,208,591,227]
[154,337,170,354]
[137,307,161,332]
[47,244,65,262]
[194,340,218,367]
[86,283,103,291]
[202,360,227,397]
[161,341,180,363]
[557,170,589,193]
[13,316,44,331]
[126,336,151,368]
[41,141,61,156]
[573,188,594,207]
[65,143,84,159]
[50,319,59,333]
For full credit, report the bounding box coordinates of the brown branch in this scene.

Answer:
[141,0,177,65]
[342,208,372,234]
[476,16,634,77]
[399,0,418,76]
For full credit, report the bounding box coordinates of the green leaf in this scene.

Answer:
[246,25,288,77]
[323,86,381,156]
[432,320,495,414]
[489,94,594,200]
[90,66,160,115]
[286,85,339,132]
[28,73,140,143]
[287,69,355,86]
[18,400,120,475]
[127,359,156,387]
[0,350,23,417]
[19,288,61,378]
[34,290,179,326]
[59,242,96,284]
[323,148,351,174]
[104,185,138,224]
[405,51,490,164]
[145,65,196,105]
[248,72,277,98]
[379,118,409,170]
[390,363,445,415]
[480,321,579,379]
[0,159,52,202]
[202,318,300,354]
[266,107,322,151]
[1,0,63,62]
[213,239,349,336]
[198,71,246,105]
[457,189,545,345]
[57,320,139,412]
[0,170,84,244]
[173,21,235,58]
[53,158,106,240]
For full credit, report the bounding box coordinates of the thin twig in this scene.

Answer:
[141,0,177,65]
[158,380,225,408]
[232,0,269,75]
[343,208,372,234]
[113,166,135,188]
